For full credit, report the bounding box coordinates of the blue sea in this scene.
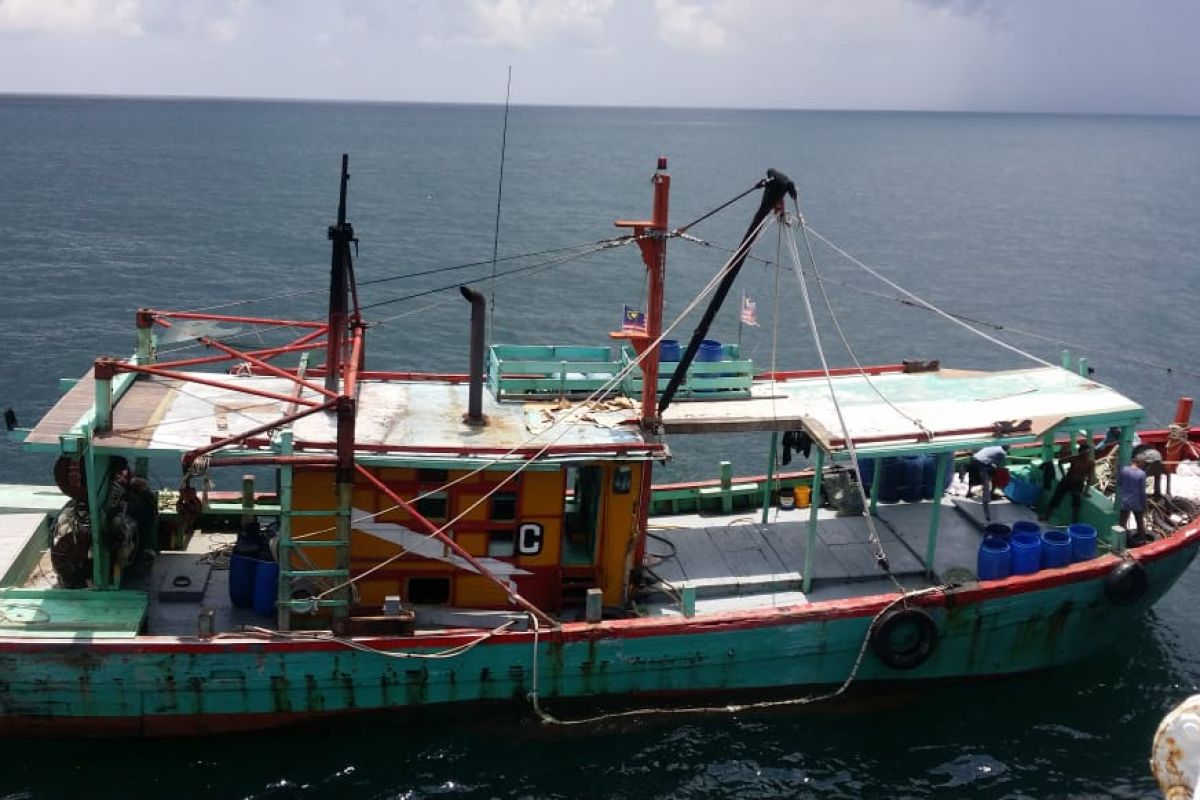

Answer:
[1,96,1199,798]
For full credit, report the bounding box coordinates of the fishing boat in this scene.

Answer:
[2,156,1198,737]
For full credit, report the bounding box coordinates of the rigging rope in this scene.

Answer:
[782,213,903,590]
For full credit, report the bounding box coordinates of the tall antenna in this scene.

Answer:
[488,65,513,347]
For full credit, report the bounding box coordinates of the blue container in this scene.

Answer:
[1041,529,1072,569]
[1068,523,1098,562]
[1012,520,1041,537]
[984,522,1012,539]
[697,339,724,362]
[1011,531,1042,574]
[228,553,256,608]
[659,339,681,361]
[878,458,904,503]
[919,454,953,499]
[977,536,1012,581]
[1004,479,1041,506]
[253,559,279,617]
[899,456,924,502]
[858,458,876,491]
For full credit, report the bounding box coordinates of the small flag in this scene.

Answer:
[622,305,647,334]
[740,293,758,327]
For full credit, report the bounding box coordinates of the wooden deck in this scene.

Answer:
[642,495,1041,614]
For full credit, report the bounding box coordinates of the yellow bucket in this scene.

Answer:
[794,485,812,508]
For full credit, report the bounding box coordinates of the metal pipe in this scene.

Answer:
[460,286,487,427]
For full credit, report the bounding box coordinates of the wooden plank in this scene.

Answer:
[0,588,147,638]
[706,524,783,577]
[24,368,97,446]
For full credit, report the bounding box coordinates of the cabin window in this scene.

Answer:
[487,530,516,557]
[417,468,449,484]
[491,491,518,522]
[407,577,451,605]
[612,465,632,494]
[415,491,448,521]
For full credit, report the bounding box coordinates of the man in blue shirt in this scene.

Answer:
[1118,457,1149,543]
[968,445,1008,522]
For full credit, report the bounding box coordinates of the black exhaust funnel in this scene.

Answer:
[460,286,487,427]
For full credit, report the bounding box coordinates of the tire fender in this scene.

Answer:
[1104,559,1149,606]
[870,607,938,670]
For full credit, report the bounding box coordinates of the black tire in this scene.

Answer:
[870,607,938,670]
[1104,559,1149,606]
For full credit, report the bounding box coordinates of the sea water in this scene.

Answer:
[1,96,1199,798]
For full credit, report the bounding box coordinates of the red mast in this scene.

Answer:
[613,156,671,430]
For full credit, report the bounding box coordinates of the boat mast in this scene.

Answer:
[658,168,795,415]
[614,156,671,431]
[325,154,355,393]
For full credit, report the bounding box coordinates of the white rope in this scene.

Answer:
[225,620,515,659]
[782,217,903,591]
[313,216,776,601]
[528,586,943,725]
[802,226,1056,369]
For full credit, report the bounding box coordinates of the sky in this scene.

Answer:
[0,0,1196,115]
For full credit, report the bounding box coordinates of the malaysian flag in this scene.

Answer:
[622,305,647,334]
[740,293,758,327]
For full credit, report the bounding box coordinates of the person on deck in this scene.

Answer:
[1040,443,1095,523]
[1118,456,1149,544]
[968,444,1009,522]
[1133,443,1165,498]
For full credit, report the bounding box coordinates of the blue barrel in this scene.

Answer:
[900,456,924,502]
[228,553,256,608]
[878,458,904,503]
[253,559,279,616]
[659,339,681,361]
[1068,523,1098,562]
[1012,520,1041,537]
[977,536,1012,581]
[1041,529,1072,569]
[984,522,1011,539]
[697,339,723,362]
[1011,531,1042,575]
[858,458,876,491]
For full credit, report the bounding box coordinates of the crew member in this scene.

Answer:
[968,444,1008,522]
[1040,443,1095,524]
[1118,455,1149,545]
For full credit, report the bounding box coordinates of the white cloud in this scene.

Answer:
[0,0,249,43]
[439,0,615,50]
[0,0,143,36]
[654,0,726,51]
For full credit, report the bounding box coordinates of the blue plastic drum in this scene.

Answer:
[659,339,681,361]
[697,339,724,362]
[977,536,1012,581]
[228,553,256,608]
[1041,529,1072,569]
[253,559,279,617]
[1011,531,1042,575]
[1068,523,1098,562]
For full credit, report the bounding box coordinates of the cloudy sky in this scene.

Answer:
[0,0,1195,114]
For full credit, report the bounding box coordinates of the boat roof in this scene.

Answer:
[24,372,661,465]
[661,366,1144,459]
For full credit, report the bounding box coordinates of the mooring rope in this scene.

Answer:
[526,585,945,725]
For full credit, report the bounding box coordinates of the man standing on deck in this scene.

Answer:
[1040,443,1095,524]
[1118,455,1149,544]
[968,444,1008,522]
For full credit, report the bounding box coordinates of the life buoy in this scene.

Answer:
[1104,559,1149,606]
[870,606,938,670]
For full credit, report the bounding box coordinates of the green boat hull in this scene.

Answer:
[0,534,1195,736]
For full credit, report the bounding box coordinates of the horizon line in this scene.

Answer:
[1,90,1196,121]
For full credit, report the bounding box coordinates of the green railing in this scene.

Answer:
[621,344,753,400]
[488,345,622,401]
